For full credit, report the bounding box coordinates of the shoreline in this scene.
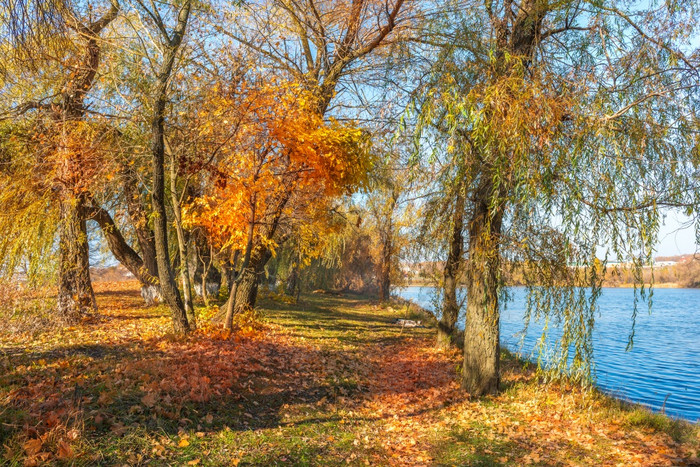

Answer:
[395,293,699,425]
[403,282,690,289]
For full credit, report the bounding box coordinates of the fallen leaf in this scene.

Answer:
[23,438,42,457]
[141,392,157,407]
[178,439,190,448]
[57,441,74,459]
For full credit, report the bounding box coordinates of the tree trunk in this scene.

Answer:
[192,229,220,305]
[438,185,466,350]
[232,245,272,319]
[377,192,397,302]
[174,220,196,326]
[285,252,299,296]
[219,259,232,300]
[57,196,97,321]
[378,226,392,301]
[52,2,118,321]
[462,182,504,396]
[152,92,189,333]
[170,156,196,327]
[234,266,258,311]
[224,178,293,328]
[147,1,192,334]
[123,167,161,304]
[82,203,161,296]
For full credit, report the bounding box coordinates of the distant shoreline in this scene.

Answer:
[403,282,692,289]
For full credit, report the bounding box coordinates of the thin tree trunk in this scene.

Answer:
[152,84,188,332]
[170,152,196,327]
[148,0,192,334]
[201,273,209,306]
[57,196,97,321]
[462,181,504,396]
[438,184,466,350]
[151,89,188,331]
[378,225,392,301]
[378,193,397,302]
[285,250,299,296]
[173,213,195,326]
[220,258,233,300]
[193,230,219,305]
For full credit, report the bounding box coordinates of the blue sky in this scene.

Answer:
[656,211,698,256]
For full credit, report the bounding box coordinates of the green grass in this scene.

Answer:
[1,285,698,465]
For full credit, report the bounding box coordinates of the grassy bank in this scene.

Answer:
[1,281,698,465]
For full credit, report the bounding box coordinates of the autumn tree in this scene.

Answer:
[184,77,371,329]
[210,0,411,315]
[0,0,120,320]
[415,0,700,395]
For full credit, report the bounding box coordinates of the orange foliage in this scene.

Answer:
[183,78,372,253]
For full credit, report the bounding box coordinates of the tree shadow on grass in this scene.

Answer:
[0,327,396,464]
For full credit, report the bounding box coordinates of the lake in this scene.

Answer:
[398,286,700,423]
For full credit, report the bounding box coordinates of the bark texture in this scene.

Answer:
[461,181,503,396]
[82,204,158,287]
[148,0,192,334]
[437,186,465,350]
[57,197,97,321]
[226,244,273,327]
[152,84,189,332]
[54,1,119,319]
[123,167,161,303]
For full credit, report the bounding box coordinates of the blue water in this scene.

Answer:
[398,286,700,423]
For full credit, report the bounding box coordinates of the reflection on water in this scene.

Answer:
[398,286,700,423]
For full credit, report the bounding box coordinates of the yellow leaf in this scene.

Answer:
[178,439,190,448]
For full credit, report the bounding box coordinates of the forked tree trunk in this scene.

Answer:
[230,246,272,323]
[437,185,466,349]
[57,197,97,321]
[82,203,163,303]
[462,182,504,396]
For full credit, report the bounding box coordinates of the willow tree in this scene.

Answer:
[416,0,700,395]
[0,0,120,320]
